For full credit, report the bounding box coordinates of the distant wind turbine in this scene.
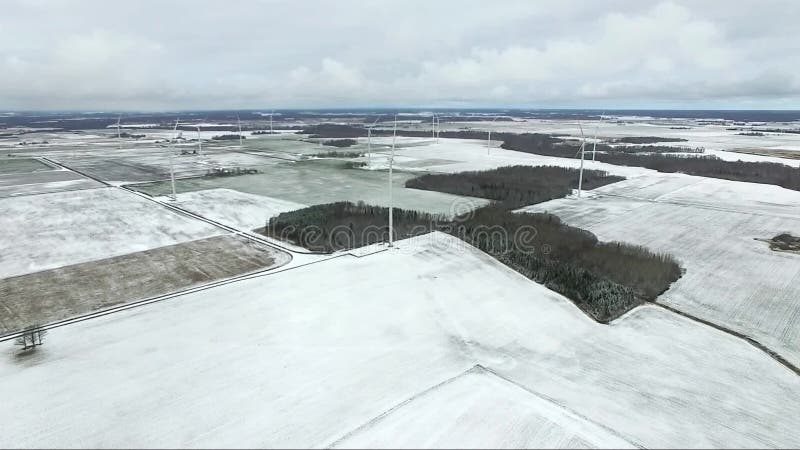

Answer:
[168,118,180,201]
[592,112,605,162]
[487,115,502,155]
[116,115,122,149]
[388,114,397,248]
[196,125,203,157]
[577,123,586,198]
[270,110,274,134]
[366,116,381,167]
[237,114,243,148]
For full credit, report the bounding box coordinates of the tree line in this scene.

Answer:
[263,199,682,323]
[406,165,624,208]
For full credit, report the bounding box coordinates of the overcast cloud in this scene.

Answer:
[1,0,798,110]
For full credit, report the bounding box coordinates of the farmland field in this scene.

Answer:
[156,188,307,231]
[0,187,221,278]
[1,233,797,448]
[0,235,289,334]
[128,159,489,216]
[525,175,800,365]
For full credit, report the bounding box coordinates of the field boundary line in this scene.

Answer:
[651,302,800,377]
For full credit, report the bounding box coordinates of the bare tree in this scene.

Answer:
[15,325,47,351]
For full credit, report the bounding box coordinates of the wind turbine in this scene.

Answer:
[270,110,274,134]
[592,112,605,162]
[168,118,180,201]
[237,114,243,148]
[431,113,436,143]
[116,115,122,149]
[366,116,381,167]
[577,123,586,198]
[388,114,397,248]
[196,124,203,157]
[487,115,501,155]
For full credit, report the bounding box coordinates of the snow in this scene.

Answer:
[366,137,655,179]
[1,233,798,448]
[155,188,306,231]
[522,175,800,366]
[332,366,636,449]
[0,165,103,198]
[0,187,222,278]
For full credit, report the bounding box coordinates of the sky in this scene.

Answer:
[1,0,798,110]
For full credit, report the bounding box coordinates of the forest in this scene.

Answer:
[615,136,688,144]
[406,165,624,208]
[263,201,682,323]
[321,138,358,147]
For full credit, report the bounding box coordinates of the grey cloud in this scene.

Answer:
[0,0,797,109]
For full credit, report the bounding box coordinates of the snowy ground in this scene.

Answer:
[0,159,102,198]
[331,366,635,449]
[522,175,800,366]
[0,187,222,278]
[366,137,655,179]
[155,188,306,231]
[1,233,798,448]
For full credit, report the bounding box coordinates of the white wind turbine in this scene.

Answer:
[168,118,180,201]
[577,123,587,197]
[366,116,381,167]
[237,114,244,148]
[196,124,203,157]
[388,114,397,248]
[487,115,502,155]
[116,115,122,149]
[592,112,605,162]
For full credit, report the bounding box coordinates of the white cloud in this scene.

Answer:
[0,0,797,109]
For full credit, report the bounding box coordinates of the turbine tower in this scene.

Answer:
[168,118,180,201]
[577,123,586,198]
[196,125,203,157]
[366,116,380,167]
[487,115,501,155]
[237,114,243,148]
[592,112,606,162]
[270,110,274,134]
[388,115,397,248]
[116,115,122,149]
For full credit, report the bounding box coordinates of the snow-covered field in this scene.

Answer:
[0,163,103,197]
[367,137,655,179]
[0,187,222,278]
[1,233,798,448]
[156,188,306,231]
[332,366,635,449]
[523,175,800,366]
